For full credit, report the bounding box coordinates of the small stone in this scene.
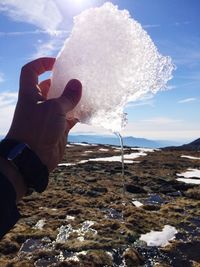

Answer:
[123,247,144,266]
[125,184,146,194]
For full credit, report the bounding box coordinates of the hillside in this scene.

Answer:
[164,138,200,151]
[0,144,199,266]
[68,134,180,148]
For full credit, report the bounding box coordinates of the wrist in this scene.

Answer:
[0,138,49,193]
[0,156,27,202]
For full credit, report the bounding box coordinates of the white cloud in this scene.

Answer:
[0,29,69,37]
[69,110,199,142]
[173,21,191,27]
[165,85,177,90]
[0,0,62,31]
[31,33,68,59]
[70,116,199,142]
[0,0,96,32]
[178,98,197,104]
[0,0,79,59]
[32,39,61,58]
[120,119,199,141]
[125,94,154,108]
[0,29,44,37]
[141,117,182,125]
[160,39,200,68]
[0,91,17,136]
[143,24,160,29]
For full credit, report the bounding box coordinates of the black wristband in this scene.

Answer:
[0,139,49,193]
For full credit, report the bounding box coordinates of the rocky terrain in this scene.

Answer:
[0,143,199,267]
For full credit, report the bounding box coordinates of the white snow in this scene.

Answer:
[181,155,200,160]
[89,151,147,163]
[82,150,94,155]
[132,200,143,207]
[49,2,174,132]
[58,147,155,166]
[176,168,200,184]
[66,215,75,221]
[58,163,75,166]
[99,148,109,152]
[56,221,97,243]
[33,219,46,230]
[176,178,200,185]
[72,142,91,146]
[177,168,200,178]
[131,147,157,152]
[139,225,177,247]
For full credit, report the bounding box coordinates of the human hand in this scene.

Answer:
[6,57,82,172]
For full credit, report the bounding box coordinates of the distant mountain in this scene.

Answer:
[164,138,200,151]
[68,134,181,148]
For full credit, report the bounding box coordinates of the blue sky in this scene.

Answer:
[0,0,199,142]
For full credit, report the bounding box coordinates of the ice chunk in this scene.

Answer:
[56,224,73,243]
[49,2,174,131]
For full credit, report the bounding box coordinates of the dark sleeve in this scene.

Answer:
[0,172,20,239]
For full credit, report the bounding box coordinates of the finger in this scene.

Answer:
[57,79,82,113]
[19,57,55,101]
[39,79,51,99]
[65,118,79,134]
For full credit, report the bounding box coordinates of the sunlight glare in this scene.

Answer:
[73,0,85,6]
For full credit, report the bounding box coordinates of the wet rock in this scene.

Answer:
[147,194,164,204]
[142,204,160,211]
[161,241,200,266]
[166,191,182,197]
[85,177,98,183]
[123,247,144,266]
[87,187,108,197]
[92,187,108,193]
[74,188,86,195]
[131,176,140,182]
[172,181,195,191]
[125,184,146,194]
[86,190,102,197]
[102,208,123,220]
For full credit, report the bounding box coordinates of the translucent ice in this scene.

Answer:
[49,2,174,131]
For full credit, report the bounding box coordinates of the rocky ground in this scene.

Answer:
[0,143,199,267]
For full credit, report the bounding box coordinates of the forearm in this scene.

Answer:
[0,165,22,239]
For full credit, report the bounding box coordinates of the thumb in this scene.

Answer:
[57,79,82,113]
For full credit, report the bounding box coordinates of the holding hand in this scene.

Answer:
[7,57,82,171]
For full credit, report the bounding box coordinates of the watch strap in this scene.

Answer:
[0,139,49,193]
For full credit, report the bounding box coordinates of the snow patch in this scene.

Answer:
[181,155,200,160]
[177,168,200,180]
[177,167,200,184]
[177,178,200,185]
[33,219,46,230]
[132,200,143,207]
[56,221,97,243]
[139,225,177,247]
